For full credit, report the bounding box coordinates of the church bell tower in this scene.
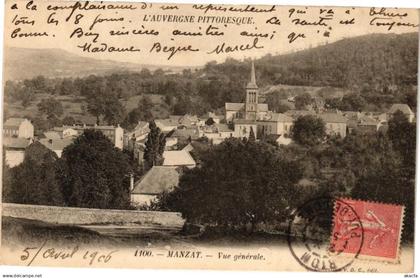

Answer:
[245,60,259,120]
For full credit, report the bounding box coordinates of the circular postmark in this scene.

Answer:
[287,196,364,272]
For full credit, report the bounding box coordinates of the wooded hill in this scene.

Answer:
[206,32,418,91]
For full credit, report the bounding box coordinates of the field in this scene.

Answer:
[5,93,170,124]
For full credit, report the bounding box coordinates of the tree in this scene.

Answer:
[103,95,126,125]
[58,130,132,209]
[37,97,64,119]
[84,80,126,125]
[5,142,64,206]
[62,116,76,125]
[340,94,366,111]
[292,115,326,146]
[387,111,416,168]
[21,89,35,108]
[351,135,414,242]
[122,96,153,130]
[205,117,215,126]
[294,93,312,110]
[163,138,303,231]
[143,121,166,170]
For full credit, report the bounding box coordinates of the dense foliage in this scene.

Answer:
[59,130,132,209]
[3,142,64,206]
[163,138,303,231]
[292,115,326,146]
[3,130,133,209]
[143,121,166,171]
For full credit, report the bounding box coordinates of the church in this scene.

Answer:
[224,61,294,139]
[225,61,269,123]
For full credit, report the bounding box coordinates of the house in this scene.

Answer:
[319,113,347,138]
[3,137,33,167]
[178,114,199,127]
[162,150,196,168]
[59,124,124,149]
[169,127,200,142]
[39,137,76,158]
[208,112,224,124]
[258,112,293,137]
[388,104,415,122]
[202,123,234,144]
[130,166,179,207]
[3,118,34,139]
[233,119,258,139]
[43,131,62,140]
[52,126,78,138]
[357,116,381,133]
[155,118,178,132]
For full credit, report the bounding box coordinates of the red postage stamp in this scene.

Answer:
[331,198,404,262]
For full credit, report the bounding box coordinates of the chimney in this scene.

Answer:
[130,173,134,192]
[48,139,53,144]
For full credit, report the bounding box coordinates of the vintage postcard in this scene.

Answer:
[0,0,418,273]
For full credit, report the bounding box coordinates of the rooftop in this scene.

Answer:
[233,119,257,125]
[132,166,179,195]
[163,150,196,167]
[264,113,293,122]
[62,125,121,131]
[3,137,32,149]
[389,104,414,115]
[39,137,75,151]
[319,113,348,123]
[215,123,233,132]
[4,118,28,128]
[285,110,316,118]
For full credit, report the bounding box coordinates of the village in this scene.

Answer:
[2,62,416,209]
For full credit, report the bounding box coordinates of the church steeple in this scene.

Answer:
[247,60,258,89]
[245,60,259,120]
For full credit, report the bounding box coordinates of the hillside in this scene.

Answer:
[3,47,189,81]
[204,32,418,90]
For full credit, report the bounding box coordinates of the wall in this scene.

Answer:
[19,120,34,139]
[131,194,156,207]
[2,203,185,228]
[5,150,25,167]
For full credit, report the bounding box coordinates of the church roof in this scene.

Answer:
[225,103,244,111]
[264,113,293,122]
